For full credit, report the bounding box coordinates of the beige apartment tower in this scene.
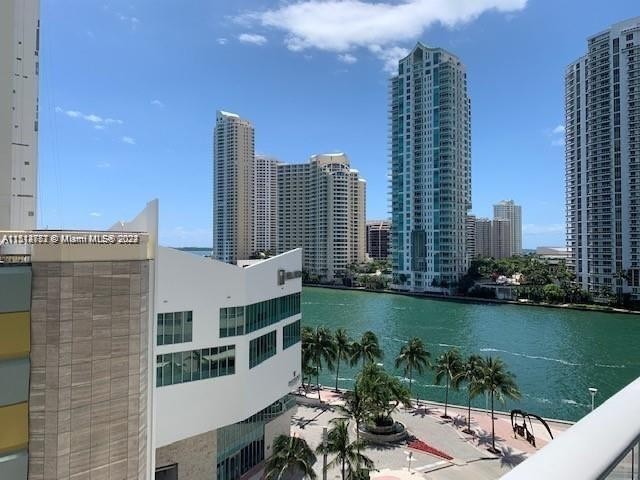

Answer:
[493,200,522,255]
[277,153,366,282]
[471,216,512,259]
[0,0,39,231]
[253,155,279,254]
[213,111,255,264]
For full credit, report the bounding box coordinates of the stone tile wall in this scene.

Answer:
[155,430,216,480]
[29,261,150,480]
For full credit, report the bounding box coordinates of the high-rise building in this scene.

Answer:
[465,215,476,261]
[474,217,492,258]
[390,43,472,291]
[491,217,513,259]
[253,155,279,254]
[0,202,303,480]
[0,202,159,480]
[277,153,366,282]
[565,18,640,299]
[493,200,522,255]
[469,216,512,259]
[276,163,306,256]
[0,0,39,231]
[366,220,391,261]
[213,111,254,264]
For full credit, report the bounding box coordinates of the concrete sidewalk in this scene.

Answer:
[290,387,571,479]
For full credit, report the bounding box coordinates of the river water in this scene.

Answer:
[301,287,640,421]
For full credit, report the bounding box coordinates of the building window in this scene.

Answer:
[157,311,193,345]
[283,320,301,349]
[156,345,235,387]
[220,293,301,338]
[249,331,276,369]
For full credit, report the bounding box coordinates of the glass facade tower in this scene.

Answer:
[390,43,472,292]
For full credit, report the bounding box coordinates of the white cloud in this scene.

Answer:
[89,212,102,217]
[121,136,136,145]
[549,124,565,146]
[217,38,228,45]
[337,53,357,64]
[238,33,268,45]
[523,223,564,235]
[369,44,410,73]
[118,13,140,28]
[104,118,123,125]
[55,106,123,127]
[97,162,111,168]
[151,99,165,108]
[84,114,103,123]
[238,0,527,67]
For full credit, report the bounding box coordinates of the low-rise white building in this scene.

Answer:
[154,246,302,480]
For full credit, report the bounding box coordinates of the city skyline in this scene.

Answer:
[36,1,639,248]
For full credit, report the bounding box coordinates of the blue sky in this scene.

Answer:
[38,0,638,248]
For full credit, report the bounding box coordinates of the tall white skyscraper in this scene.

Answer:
[493,200,522,255]
[213,111,254,264]
[253,155,279,253]
[390,43,472,291]
[565,18,640,299]
[277,153,366,282]
[0,0,39,231]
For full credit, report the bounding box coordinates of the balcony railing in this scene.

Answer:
[502,376,640,479]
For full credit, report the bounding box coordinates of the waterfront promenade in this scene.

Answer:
[291,388,571,480]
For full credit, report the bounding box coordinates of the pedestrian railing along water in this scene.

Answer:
[502,376,640,479]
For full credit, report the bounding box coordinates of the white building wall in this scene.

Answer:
[153,247,302,448]
[0,0,39,231]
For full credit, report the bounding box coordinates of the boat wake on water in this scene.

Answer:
[479,347,580,366]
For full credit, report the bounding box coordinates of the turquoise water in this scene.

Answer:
[301,287,640,421]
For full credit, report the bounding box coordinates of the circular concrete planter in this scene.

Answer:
[359,421,408,444]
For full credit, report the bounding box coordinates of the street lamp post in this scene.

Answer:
[322,427,328,480]
[588,387,598,412]
[404,451,413,473]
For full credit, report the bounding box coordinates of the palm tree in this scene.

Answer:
[350,331,383,369]
[357,363,411,426]
[334,328,352,392]
[337,386,368,443]
[265,435,317,480]
[301,326,315,391]
[453,354,484,434]
[434,348,463,418]
[394,337,430,397]
[472,356,521,453]
[316,419,374,480]
[308,327,336,401]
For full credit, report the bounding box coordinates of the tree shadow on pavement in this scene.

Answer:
[473,429,506,449]
[498,446,527,469]
[410,407,437,418]
[451,415,467,429]
[292,406,331,429]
